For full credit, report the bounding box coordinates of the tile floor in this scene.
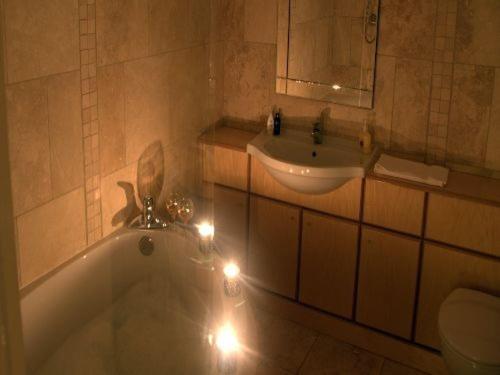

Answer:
[249,308,427,375]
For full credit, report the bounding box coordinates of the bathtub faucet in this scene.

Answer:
[131,195,168,230]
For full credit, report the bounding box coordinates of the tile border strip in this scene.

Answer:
[79,0,102,245]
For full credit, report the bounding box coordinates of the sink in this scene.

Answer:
[247,129,378,194]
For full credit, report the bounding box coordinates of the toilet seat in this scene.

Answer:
[439,288,500,367]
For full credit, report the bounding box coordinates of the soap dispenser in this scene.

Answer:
[273,109,281,136]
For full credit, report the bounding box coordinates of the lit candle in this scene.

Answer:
[216,324,238,373]
[223,262,241,297]
[196,222,214,254]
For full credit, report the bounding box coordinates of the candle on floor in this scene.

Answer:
[223,262,241,297]
[196,222,214,254]
[216,324,238,374]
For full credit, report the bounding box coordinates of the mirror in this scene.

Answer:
[276,0,380,108]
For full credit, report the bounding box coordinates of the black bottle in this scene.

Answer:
[273,110,281,136]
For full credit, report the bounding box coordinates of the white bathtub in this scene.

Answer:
[20,226,253,374]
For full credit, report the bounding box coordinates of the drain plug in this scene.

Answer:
[139,236,154,256]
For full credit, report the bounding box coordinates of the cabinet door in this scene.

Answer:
[356,227,420,339]
[363,179,425,235]
[213,185,248,271]
[426,193,500,257]
[300,211,358,318]
[203,145,249,191]
[248,196,300,298]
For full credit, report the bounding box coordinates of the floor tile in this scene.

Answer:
[299,334,384,374]
[380,360,427,375]
[250,308,318,373]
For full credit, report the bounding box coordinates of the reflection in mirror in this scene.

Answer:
[276,0,379,108]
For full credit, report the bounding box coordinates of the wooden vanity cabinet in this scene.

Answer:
[356,227,420,339]
[299,211,358,318]
[248,196,300,298]
[213,185,248,271]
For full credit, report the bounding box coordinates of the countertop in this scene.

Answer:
[199,126,500,206]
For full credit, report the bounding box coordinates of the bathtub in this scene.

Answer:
[20,226,255,374]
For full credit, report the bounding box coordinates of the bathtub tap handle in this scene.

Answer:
[143,196,155,227]
[135,195,167,230]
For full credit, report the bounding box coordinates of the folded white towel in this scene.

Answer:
[374,154,449,187]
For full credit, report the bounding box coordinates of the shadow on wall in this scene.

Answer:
[112,141,165,227]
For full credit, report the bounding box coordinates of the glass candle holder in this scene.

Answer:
[166,192,183,222]
[223,263,241,297]
[177,197,194,224]
[216,324,238,374]
[196,222,214,254]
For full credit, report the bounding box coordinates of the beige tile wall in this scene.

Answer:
[220,0,500,174]
[2,0,221,287]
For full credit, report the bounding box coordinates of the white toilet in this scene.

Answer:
[438,288,500,375]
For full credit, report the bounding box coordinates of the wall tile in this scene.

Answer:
[447,64,494,166]
[220,0,245,41]
[123,54,171,164]
[47,71,84,197]
[455,0,500,66]
[378,0,437,60]
[485,69,500,170]
[223,41,275,121]
[391,58,432,155]
[3,0,80,83]
[373,54,396,148]
[97,64,126,177]
[96,0,148,66]
[148,0,210,55]
[244,0,278,44]
[17,188,86,287]
[6,80,52,216]
[168,46,210,143]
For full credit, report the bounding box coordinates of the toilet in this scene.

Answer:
[438,288,500,375]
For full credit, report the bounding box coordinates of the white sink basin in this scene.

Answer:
[247,129,378,194]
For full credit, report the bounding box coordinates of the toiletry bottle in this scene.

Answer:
[266,112,274,134]
[273,109,281,136]
[359,121,372,154]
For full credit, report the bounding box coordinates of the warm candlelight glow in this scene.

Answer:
[223,263,240,279]
[196,222,214,238]
[216,324,239,354]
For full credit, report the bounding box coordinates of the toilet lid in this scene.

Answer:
[439,289,500,366]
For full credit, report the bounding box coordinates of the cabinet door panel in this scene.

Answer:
[248,196,300,298]
[356,227,420,339]
[300,211,358,318]
[363,179,425,235]
[426,193,500,257]
[415,243,500,349]
[203,145,248,190]
[213,185,248,271]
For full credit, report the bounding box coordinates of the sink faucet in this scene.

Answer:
[311,122,323,144]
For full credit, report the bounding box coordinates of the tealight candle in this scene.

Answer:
[196,222,214,254]
[216,324,238,374]
[223,262,241,297]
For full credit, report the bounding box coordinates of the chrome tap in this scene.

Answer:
[129,195,168,230]
[143,196,155,227]
[311,122,323,144]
